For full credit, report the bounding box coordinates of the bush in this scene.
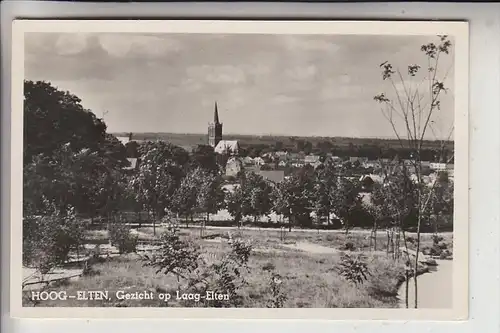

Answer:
[405,236,417,244]
[432,235,444,244]
[337,253,371,285]
[144,224,254,307]
[23,205,86,274]
[108,222,138,254]
[266,272,287,308]
[341,242,356,251]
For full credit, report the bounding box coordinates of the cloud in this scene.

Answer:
[285,65,317,81]
[271,94,300,105]
[24,33,454,139]
[97,34,183,58]
[55,34,89,55]
[186,65,247,84]
[282,36,341,53]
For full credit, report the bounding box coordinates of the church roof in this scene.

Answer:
[214,140,239,154]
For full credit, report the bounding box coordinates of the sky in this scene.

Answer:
[24,32,455,140]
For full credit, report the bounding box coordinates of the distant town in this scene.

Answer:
[115,101,455,188]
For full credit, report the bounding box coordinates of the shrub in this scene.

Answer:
[341,242,356,251]
[23,204,86,274]
[144,224,254,307]
[432,235,444,244]
[108,222,138,254]
[266,272,287,308]
[405,236,417,244]
[337,253,371,285]
[262,262,276,271]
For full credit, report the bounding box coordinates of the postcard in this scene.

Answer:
[10,19,469,320]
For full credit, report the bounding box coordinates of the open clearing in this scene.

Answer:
[22,226,453,308]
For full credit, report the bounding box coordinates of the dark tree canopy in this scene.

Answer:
[24,80,107,162]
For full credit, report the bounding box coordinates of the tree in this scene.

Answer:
[23,80,107,163]
[23,202,86,276]
[427,173,454,234]
[24,143,103,216]
[312,162,338,225]
[244,172,273,223]
[130,142,185,235]
[373,35,454,308]
[197,172,226,237]
[272,174,313,231]
[172,168,205,228]
[23,81,129,220]
[190,145,218,173]
[226,184,247,229]
[330,177,363,235]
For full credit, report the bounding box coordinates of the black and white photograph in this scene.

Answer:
[10,20,469,319]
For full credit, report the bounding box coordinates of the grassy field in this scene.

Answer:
[23,227,452,308]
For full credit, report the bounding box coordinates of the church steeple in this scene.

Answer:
[208,101,223,148]
[214,101,220,124]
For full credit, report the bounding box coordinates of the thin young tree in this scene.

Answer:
[197,171,226,237]
[373,35,454,308]
[130,142,185,235]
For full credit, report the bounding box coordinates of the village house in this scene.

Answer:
[124,157,140,171]
[275,151,289,158]
[421,161,431,168]
[304,154,321,165]
[116,133,133,146]
[214,140,239,155]
[429,162,447,171]
[258,170,285,183]
[291,162,305,168]
[242,156,254,165]
[278,160,288,167]
[253,157,265,166]
[225,157,243,177]
[363,160,382,169]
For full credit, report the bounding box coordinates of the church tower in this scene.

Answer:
[208,101,223,147]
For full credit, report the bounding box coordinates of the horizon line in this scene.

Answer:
[109,131,454,143]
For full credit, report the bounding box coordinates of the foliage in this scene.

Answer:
[272,171,314,230]
[197,172,226,230]
[373,35,454,308]
[23,203,86,274]
[23,80,107,163]
[108,220,138,254]
[226,183,248,228]
[172,167,206,224]
[130,142,185,231]
[143,223,200,278]
[266,272,287,308]
[243,172,274,222]
[337,253,371,286]
[23,81,129,219]
[190,144,219,173]
[330,175,363,233]
[312,162,338,225]
[144,225,254,307]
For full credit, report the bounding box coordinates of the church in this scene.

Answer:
[208,102,239,155]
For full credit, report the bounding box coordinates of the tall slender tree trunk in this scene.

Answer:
[153,209,156,236]
[405,268,410,308]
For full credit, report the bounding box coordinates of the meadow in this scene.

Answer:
[22,225,453,308]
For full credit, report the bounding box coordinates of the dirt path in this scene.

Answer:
[280,242,338,254]
[398,259,453,308]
